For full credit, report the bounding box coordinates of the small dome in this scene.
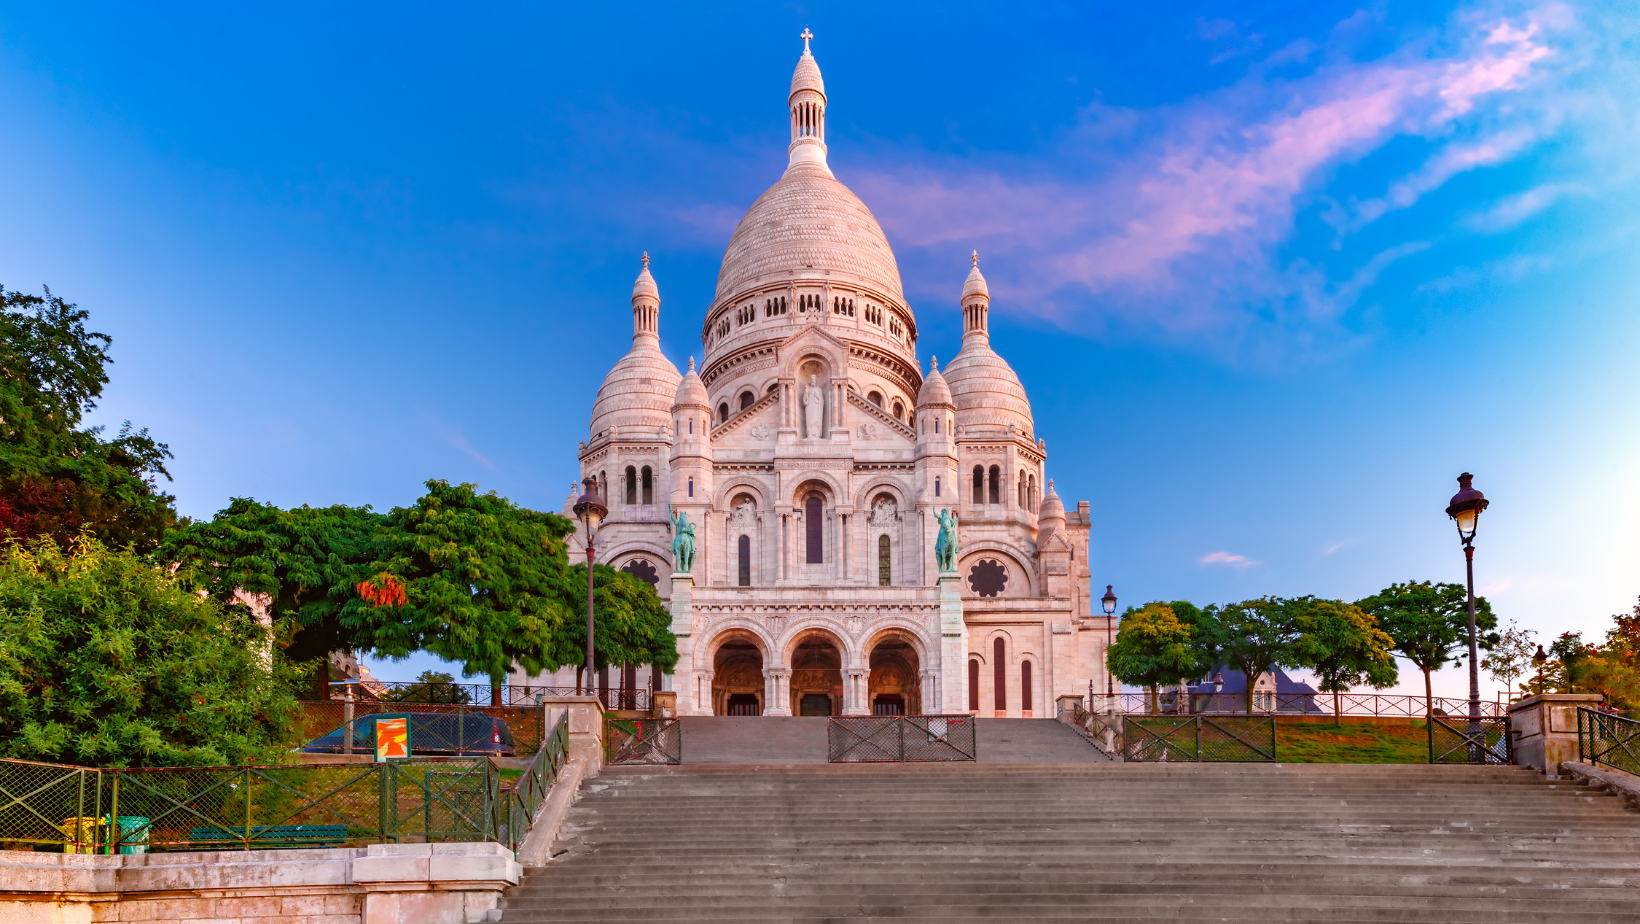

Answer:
[790,48,825,99]
[633,252,659,302]
[916,357,953,407]
[589,345,681,438]
[943,340,1032,432]
[1038,480,1065,522]
[672,357,709,410]
[962,252,989,301]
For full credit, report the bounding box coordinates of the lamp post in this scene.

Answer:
[1445,472,1490,739]
[572,477,607,697]
[1101,585,1118,707]
[1532,644,1548,697]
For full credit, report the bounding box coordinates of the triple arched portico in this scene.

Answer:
[695,618,934,717]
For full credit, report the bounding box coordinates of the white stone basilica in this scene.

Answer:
[522,36,1110,718]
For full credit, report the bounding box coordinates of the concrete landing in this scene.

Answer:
[675,716,1110,765]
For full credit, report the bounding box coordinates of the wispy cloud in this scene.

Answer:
[1201,551,1259,568]
[422,415,495,470]
[1322,539,1352,557]
[839,6,1569,353]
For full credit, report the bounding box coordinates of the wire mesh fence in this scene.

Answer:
[827,715,977,762]
[1428,715,1511,764]
[1122,715,1276,762]
[603,718,682,765]
[0,714,572,854]
[1578,708,1640,777]
[341,681,652,712]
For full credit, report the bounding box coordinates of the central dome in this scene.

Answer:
[713,164,906,305]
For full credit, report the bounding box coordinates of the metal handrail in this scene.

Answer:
[1110,690,1507,718]
[1578,707,1640,777]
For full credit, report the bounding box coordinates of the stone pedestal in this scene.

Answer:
[669,574,695,715]
[1509,693,1603,777]
[540,696,606,776]
[938,573,967,714]
[652,690,677,717]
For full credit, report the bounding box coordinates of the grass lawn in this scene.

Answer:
[1276,721,1429,763]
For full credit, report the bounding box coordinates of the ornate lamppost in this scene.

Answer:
[1445,472,1490,736]
[1102,585,1118,708]
[1532,644,1548,697]
[572,477,607,697]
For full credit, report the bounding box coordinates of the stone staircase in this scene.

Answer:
[498,763,1640,922]
[676,716,1111,764]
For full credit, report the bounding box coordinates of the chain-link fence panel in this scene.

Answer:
[1429,715,1511,764]
[0,759,101,851]
[604,718,681,765]
[902,716,977,761]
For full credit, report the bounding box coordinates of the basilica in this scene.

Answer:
[519,36,1111,718]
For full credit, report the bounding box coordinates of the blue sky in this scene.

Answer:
[1,2,1635,697]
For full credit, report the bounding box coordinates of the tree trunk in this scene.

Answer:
[317,653,332,701]
[1334,688,1342,727]
[1423,666,1434,722]
[491,683,503,707]
[1147,685,1158,714]
[576,664,584,696]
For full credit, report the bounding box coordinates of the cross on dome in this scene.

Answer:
[971,250,979,267]
[801,27,813,52]
[642,251,650,268]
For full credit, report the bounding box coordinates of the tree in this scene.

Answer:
[1291,599,1398,724]
[1198,597,1307,715]
[0,285,176,551]
[1106,603,1199,713]
[375,480,580,703]
[1355,581,1497,718]
[0,536,298,767]
[380,669,473,704]
[1480,619,1537,703]
[158,499,385,696]
[548,563,679,692]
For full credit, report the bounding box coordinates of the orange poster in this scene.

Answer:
[375,717,410,761]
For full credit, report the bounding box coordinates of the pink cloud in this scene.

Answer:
[1201,551,1259,568]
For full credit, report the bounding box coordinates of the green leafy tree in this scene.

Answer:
[1355,581,1497,718]
[1106,603,1199,713]
[1480,619,1537,702]
[379,669,472,704]
[0,285,176,550]
[1198,597,1307,715]
[549,563,679,692]
[0,536,299,767]
[1292,599,1398,724]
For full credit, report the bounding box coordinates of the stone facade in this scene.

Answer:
[518,36,1112,717]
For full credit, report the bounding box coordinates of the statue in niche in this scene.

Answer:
[869,497,898,527]
[669,506,696,574]
[804,375,825,439]
[732,499,756,525]
[934,508,959,573]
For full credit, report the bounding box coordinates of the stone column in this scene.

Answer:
[1509,693,1603,777]
[669,574,694,715]
[938,573,968,714]
[766,668,792,716]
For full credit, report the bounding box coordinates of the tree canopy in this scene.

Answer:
[1106,603,1199,712]
[1355,580,1496,715]
[0,536,298,767]
[1291,598,1397,722]
[549,563,679,687]
[0,285,176,551]
[1194,597,1310,715]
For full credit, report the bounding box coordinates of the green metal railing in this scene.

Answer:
[0,714,569,854]
[1578,707,1640,777]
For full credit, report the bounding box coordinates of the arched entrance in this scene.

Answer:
[788,632,844,716]
[712,636,765,716]
[868,636,922,716]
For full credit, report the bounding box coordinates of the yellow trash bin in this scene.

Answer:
[60,816,101,854]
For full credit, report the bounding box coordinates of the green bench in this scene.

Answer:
[186,824,351,849]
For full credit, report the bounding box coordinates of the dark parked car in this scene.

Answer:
[302,712,516,756]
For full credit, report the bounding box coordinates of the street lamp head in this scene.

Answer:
[1445,472,1488,545]
[1533,644,1548,667]
[572,477,607,535]
[1101,584,1117,616]
[1213,671,1225,694]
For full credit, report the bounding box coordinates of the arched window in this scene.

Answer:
[739,391,754,410]
[737,535,751,587]
[768,383,779,393]
[1021,660,1033,713]
[935,477,941,497]
[687,477,694,498]
[993,638,1006,712]
[972,466,984,505]
[598,471,607,500]
[878,534,891,586]
[804,495,823,564]
[688,419,693,434]
[1018,473,1025,508]
[1028,475,1036,512]
[934,417,939,434]
[868,391,883,407]
[968,659,979,711]
[892,400,904,420]
[988,466,1001,505]
[624,466,637,505]
[640,466,653,505]
[718,403,729,423]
